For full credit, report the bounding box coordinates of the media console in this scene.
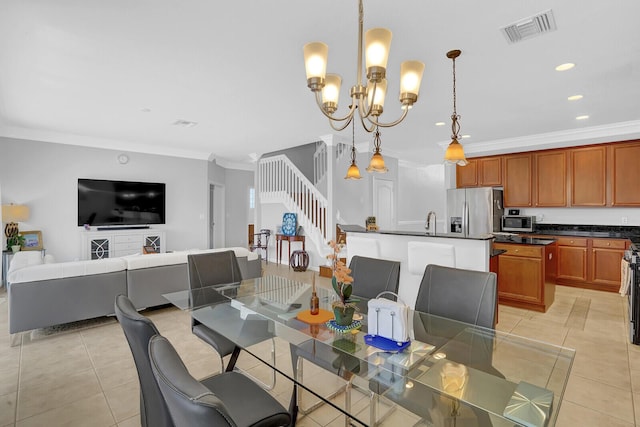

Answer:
[81,229,166,260]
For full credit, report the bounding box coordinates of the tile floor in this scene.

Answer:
[0,262,638,426]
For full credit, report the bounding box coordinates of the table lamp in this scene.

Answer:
[2,203,30,238]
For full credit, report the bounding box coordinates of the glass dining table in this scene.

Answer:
[163,275,575,427]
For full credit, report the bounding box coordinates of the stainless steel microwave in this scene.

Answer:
[502,215,535,232]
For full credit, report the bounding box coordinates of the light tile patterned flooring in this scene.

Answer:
[0,262,638,426]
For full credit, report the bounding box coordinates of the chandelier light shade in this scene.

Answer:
[303,0,424,133]
[2,203,30,237]
[366,127,389,173]
[345,121,362,179]
[444,49,468,166]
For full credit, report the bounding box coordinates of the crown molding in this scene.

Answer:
[437,120,640,156]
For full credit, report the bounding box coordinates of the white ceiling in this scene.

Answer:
[1,0,639,167]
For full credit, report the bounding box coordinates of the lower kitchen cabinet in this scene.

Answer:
[554,237,628,292]
[556,238,588,282]
[590,239,627,290]
[493,243,555,312]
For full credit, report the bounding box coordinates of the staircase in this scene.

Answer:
[258,154,333,258]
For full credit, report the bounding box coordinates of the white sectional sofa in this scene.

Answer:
[6,247,261,334]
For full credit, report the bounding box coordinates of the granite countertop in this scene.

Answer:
[493,236,556,246]
[338,225,494,241]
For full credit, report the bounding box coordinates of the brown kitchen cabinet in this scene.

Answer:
[590,239,628,290]
[570,146,607,206]
[535,151,567,207]
[456,156,502,188]
[553,237,628,292]
[503,153,533,207]
[556,237,588,282]
[493,242,554,312]
[612,141,640,206]
[456,158,478,187]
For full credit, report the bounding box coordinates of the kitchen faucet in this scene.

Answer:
[425,211,437,235]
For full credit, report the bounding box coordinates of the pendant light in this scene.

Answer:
[345,120,362,179]
[366,126,388,173]
[444,49,468,166]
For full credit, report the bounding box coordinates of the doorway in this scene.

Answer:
[373,178,395,230]
[209,183,225,248]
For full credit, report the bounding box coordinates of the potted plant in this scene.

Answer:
[7,234,25,253]
[327,240,359,326]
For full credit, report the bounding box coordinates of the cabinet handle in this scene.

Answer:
[607,242,610,246]
[570,240,574,244]
[515,249,519,252]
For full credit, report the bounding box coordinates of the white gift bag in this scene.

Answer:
[367,291,410,342]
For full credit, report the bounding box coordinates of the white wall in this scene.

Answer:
[397,163,448,233]
[224,168,255,248]
[0,137,209,261]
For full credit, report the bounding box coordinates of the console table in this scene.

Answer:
[276,234,305,265]
[81,229,166,260]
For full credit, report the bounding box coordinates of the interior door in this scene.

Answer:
[373,178,395,230]
[209,184,225,248]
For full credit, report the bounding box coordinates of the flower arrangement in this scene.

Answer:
[327,240,358,312]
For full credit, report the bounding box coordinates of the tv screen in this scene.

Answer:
[78,178,166,226]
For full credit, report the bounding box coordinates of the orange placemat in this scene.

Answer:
[297,308,334,324]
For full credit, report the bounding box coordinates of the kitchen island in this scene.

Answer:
[340,225,493,307]
[493,236,556,312]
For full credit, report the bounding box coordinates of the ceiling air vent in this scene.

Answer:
[501,9,557,44]
[173,119,198,128]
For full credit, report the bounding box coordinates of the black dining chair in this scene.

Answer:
[370,264,500,426]
[349,255,401,311]
[115,294,291,427]
[414,264,498,328]
[114,294,173,427]
[149,334,291,427]
[187,250,276,389]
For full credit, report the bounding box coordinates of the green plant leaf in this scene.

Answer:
[343,283,352,299]
[332,276,340,295]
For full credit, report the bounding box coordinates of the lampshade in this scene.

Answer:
[2,204,30,222]
[368,79,387,116]
[444,139,468,166]
[2,203,30,238]
[365,28,392,79]
[400,60,425,107]
[322,74,342,113]
[345,162,362,180]
[303,42,328,80]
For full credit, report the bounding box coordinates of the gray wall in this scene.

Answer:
[263,142,318,183]
[0,137,210,261]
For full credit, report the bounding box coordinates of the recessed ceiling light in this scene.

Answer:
[555,63,575,71]
[140,108,151,113]
[567,95,583,101]
[461,134,471,139]
[576,115,589,120]
[173,119,198,127]
[435,122,446,126]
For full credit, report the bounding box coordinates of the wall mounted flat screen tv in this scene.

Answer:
[78,178,166,226]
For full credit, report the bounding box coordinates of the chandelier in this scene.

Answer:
[303,0,425,134]
[444,49,468,166]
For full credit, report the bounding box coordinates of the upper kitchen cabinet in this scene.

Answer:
[456,158,478,187]
[570,146,606,206]
[535,151,567,207]
[612,140,640,206]
[503,153,533,207]
[456,156,502,188]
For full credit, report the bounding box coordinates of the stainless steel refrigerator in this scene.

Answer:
[446,187,503,236]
